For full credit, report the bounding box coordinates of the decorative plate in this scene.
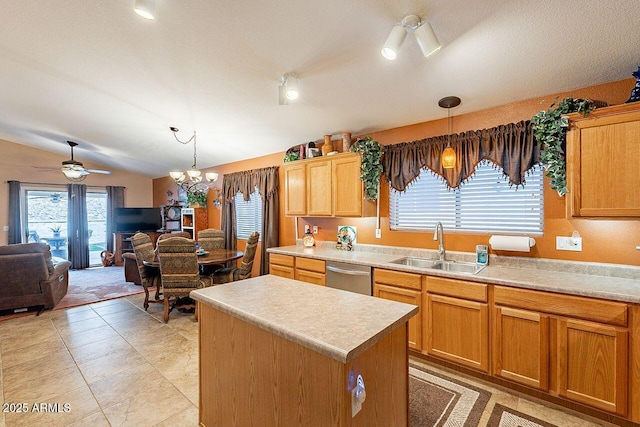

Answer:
[167,206,181,220]
[337,225,357,245]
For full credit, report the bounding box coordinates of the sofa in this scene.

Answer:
[0,243,71,311]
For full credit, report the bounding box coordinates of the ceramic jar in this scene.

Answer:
[342,133,352,152]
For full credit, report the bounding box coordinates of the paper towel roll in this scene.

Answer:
[489,235,536,252]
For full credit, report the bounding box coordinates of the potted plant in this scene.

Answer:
[350,136,384,201]
[49,224,62,237]
[187,189,208,208]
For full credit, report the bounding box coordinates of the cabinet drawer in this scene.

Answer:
[494,286,627,327]
[425,276,487,303]
[295,257,325,273]
[374,269,422,291]
[269,254,294,267]
[295,270,326,286]
[269,263,295,279]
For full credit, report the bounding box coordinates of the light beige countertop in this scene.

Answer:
[268,244,640,303]
[190,274,418,363]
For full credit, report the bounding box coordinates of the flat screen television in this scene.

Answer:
[114,207,162,233]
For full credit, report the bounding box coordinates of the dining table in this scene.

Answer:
[143,248,244,270]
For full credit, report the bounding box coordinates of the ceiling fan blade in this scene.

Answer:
[86,169,112,175]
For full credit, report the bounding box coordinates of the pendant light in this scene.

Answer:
[438,96,461,169]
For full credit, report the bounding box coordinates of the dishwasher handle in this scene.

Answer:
[326,265,371,276]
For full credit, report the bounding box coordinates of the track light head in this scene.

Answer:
[279,73,300,105]
[381,14,440,60]
[134,0,155,20]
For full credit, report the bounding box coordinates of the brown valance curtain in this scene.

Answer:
[221,166,279,275]
[383,120,538,191]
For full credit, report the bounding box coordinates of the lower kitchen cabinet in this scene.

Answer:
[425,276,489,373]
[295,256,326,286]
[374,269,422,351]
[269,254,295,279]
[493,306,549,390]
[557,318,628,415]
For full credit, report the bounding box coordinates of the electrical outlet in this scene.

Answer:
[304,224,310,233]
[351,375,366,417]
[313,226,318,234]
[2,225,8,232]
[375,228,381,239]
[556,236,582,251]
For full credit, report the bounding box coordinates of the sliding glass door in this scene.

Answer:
[24,188,107,267]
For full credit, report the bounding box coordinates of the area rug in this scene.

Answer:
[409,364,491,426]
[54,266,144,310]
[487,403,558,427]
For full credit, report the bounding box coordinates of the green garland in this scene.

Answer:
[350,136,384,201]
[187,189,208,207]
[531,97,595,196]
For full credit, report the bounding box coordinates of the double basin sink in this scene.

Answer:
[388,256,486,275]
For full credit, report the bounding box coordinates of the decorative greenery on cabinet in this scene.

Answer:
[350,136,384,201]
[187,189,208,207]
[531,97,595,196]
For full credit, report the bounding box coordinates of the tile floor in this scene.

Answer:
[0,294,615,426]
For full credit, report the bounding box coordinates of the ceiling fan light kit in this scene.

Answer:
[381,15,440,60]
[134,0,155,20]
[60,141,112,181]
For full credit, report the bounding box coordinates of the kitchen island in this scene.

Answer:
[190,274,418,427]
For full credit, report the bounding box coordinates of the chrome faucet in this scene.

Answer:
[433,222,446,261]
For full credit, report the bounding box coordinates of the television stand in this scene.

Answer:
[113,231,160,266]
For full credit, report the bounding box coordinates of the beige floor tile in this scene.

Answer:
[54,316,108,337]
[1,338,68,368]
[2,350,76,386]
[89,297,128,308]
[3,384,101,427]
[89,362,168,409]
[102,380,193,427]
[67,334,135,365]
[61,324,120,350]
[148,345,198,381]
[47,306,100,327]
[3,365,85,403]
[0,322,60,353]
[65,410,111,427]
[78,348,147,384]
[91,299,138,316]
[110,317,166,339]
[99,307,153,325]
[154,404,199,427]
[168,369,199,406]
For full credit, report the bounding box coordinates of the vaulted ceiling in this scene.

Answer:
[1,0,638,178]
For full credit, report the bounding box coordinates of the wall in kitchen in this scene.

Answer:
[154,77,640,266]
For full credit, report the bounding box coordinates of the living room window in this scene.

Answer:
[389,162,544,234]
[234,187,262,240]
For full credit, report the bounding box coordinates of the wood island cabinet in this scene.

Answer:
[374,269,422,351]
[566,103,640,218]
[425,276,489,373]
[283,152,374,217]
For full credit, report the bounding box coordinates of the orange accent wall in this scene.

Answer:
[154,78,640,267]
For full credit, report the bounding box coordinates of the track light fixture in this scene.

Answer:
[438,96,461,169]
[278,73,299,105]
[381,15,440,60]
[134,0,155,20]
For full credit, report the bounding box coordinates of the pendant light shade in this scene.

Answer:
[438,96,461,170]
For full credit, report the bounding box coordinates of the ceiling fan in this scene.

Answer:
[34,141,112,181]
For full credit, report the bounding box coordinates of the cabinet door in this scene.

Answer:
[284,163,307,216]
[375,283,421,351]
[307,160,332,216]
[332,155,363,217]
[567,104,640,217]
[557,318,628,415]
[493,306,549,390]
[426,294,489,373]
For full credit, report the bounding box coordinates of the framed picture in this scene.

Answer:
[177,186,187,204]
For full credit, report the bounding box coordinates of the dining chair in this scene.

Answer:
[131,232,162,310]
[212,231,259,285]
[157,236,213,322]
[197,228,225,274]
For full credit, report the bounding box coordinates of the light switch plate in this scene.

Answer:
[375,229,381,239]
[2,225,8,232]
[304,224,310,233]
[556,236,582,251]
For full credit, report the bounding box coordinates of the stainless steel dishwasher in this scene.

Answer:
[326,261,372,296]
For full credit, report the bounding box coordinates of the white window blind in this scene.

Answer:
[234,187,262,240]
[390,162,544,234]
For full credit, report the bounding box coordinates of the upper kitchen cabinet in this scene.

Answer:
[283,152,375,217]
[566,103,640,218]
